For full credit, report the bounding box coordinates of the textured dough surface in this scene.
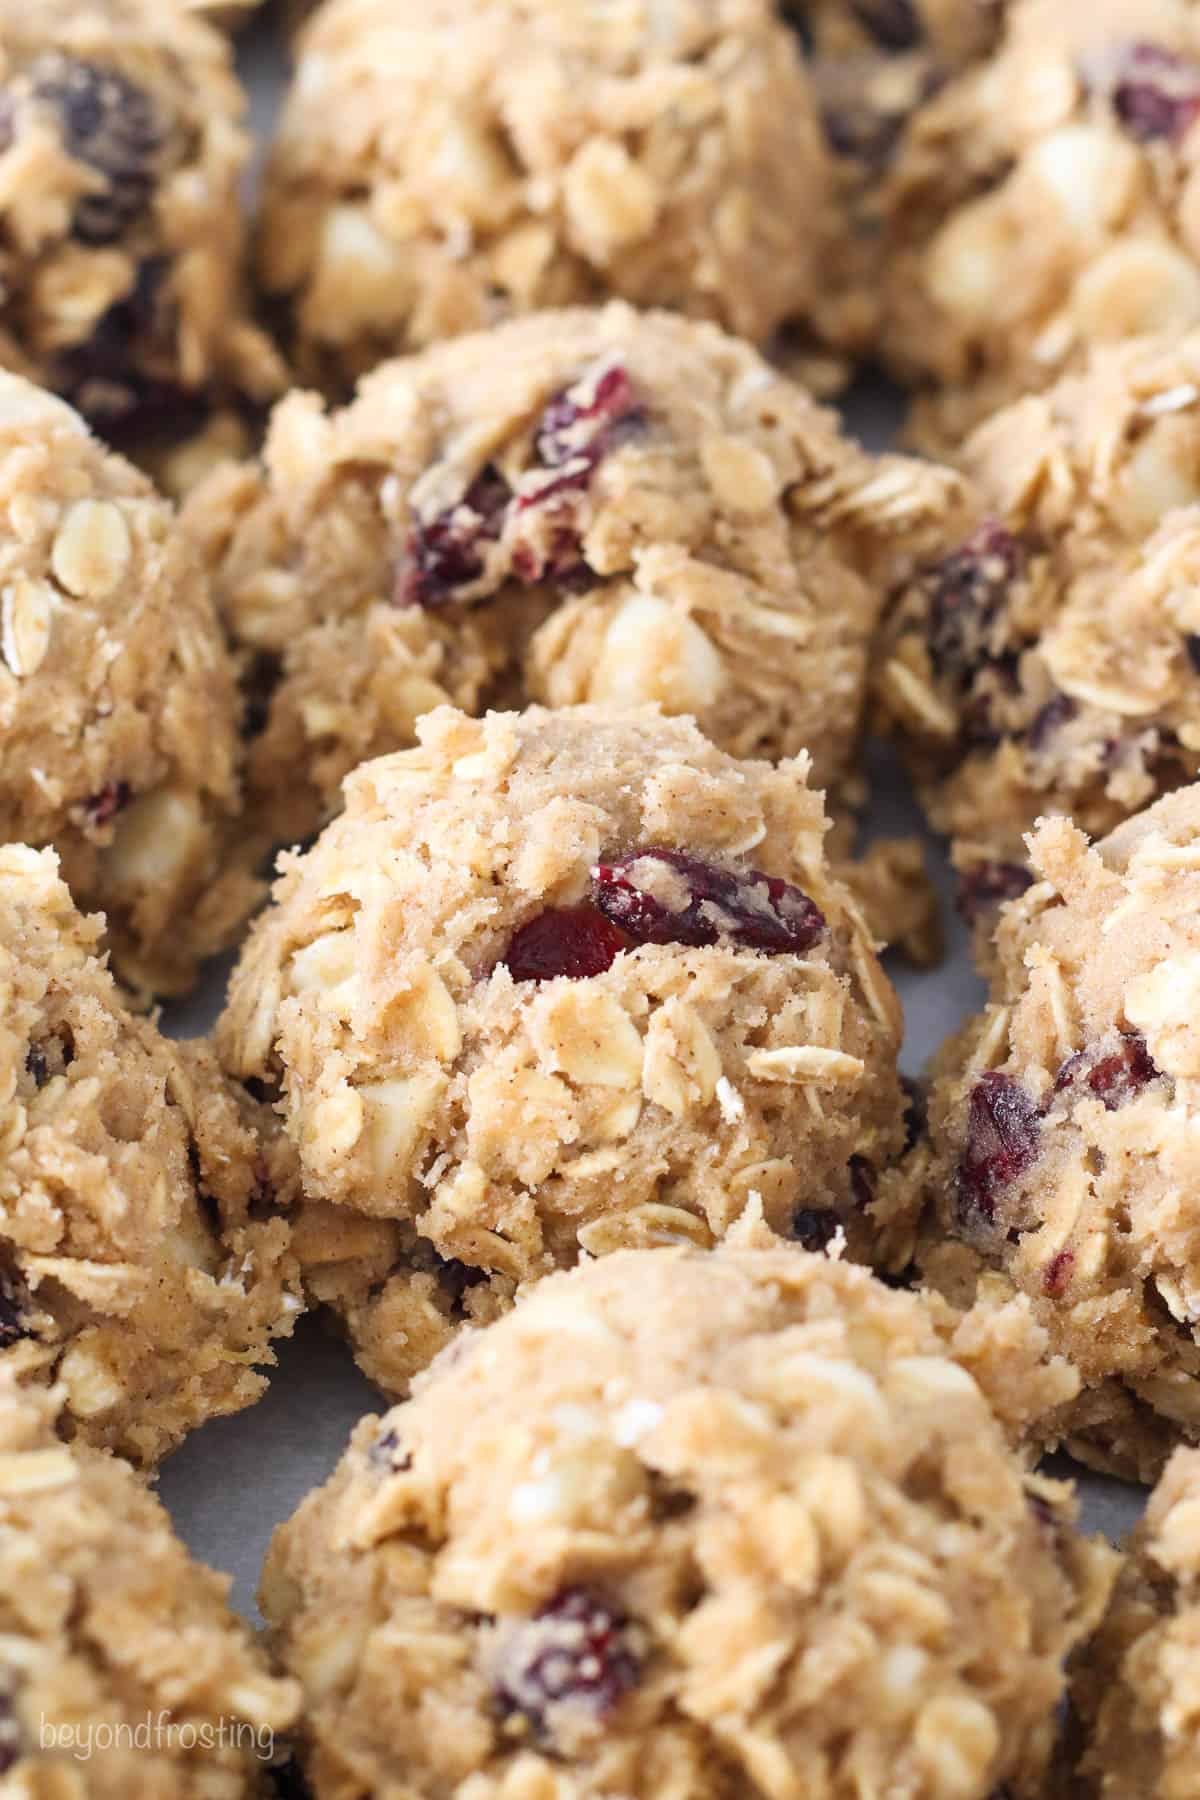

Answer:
[877,332,1200,913]
[260,1245,1115,1800]
[0,1374,298,1796]
[879,0,1200,449]
[219,704,907,1397]
[902,788,1200,1480]
[1073,1447,1200,1798]
[0,372,258,996]
[0,844,302,1467]
[260,0,836,384]
[184,301,961,854]
[0,0,279,434]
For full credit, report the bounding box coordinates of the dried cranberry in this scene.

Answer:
[791,1207,839,1252]
[926,521,1023,685]
[83,781,130,828]
[504,906,628,983]
[54,257,183,426]
[1043,1249,1074,1298]
[396,465,512,608]
[534,364,642,470]
[495,1588,641,1739]
[1087,1033,1159,1109]
[1111,43,1200,144]
[1027,693,1078,751]
[369,1426,412,1474]
[956,1072,1040,1225]
[31,55,164,245]
[592,850,826,955]
[0,1262,32,1349]
[848,0,921,51]
[956,861,1033,926]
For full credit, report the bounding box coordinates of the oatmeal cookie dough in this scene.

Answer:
[0,843,303,1468]
[219,703,908,1397]
[0,1375,299,1797]
[261,1245,1114,1800]
[877,333,1200,912]
[0,374,254,996]
[901,788,1200,1481]
[259,0,839,386]
[1073,1448,1200,1798]
[185,301,961,855]
[0,0,280,436]
[880,0,1200,450]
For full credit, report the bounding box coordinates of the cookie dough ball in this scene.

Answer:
[1073,1448,1200,1798]
[880,0,1200,449]
[0,0,280,436]
[0,374,254,995]
[0,1374,298,1794]
[0,844,303,1467]
[904,788,1200,1480]
[877,333,1200,915]
[219,704,907,1397]
[185,301,960,853]
[259,0,837,385]
[261,1245,1114,1800]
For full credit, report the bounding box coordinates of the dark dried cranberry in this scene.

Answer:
[0,1262,32,1349]
[369,1426,412,1474]
[534,364,642,470]
[1111,43,1200,144]
[1027,693,1078,751]
[956,861,1033,926]
[926,521,1023,685]
[82,781,130,828]
[396,465,512,609]
[592,850,826,956]
[848,1156,876,1208]
[1043,1248,1074,1298]
[495,1588,641,1739]
[504,906,628,983]
[791,1207,839,1252]
[31,55,164,245]
[848,0,921,51]
[1187,633,1200,674]
[956,1072,1040,1225]
[1087,1033,1159,1109]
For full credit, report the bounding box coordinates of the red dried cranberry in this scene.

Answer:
[791,1207,839,1252]
[504,906,628,983]
[495,1588,641,1739]
[1043,1249,1074,1298]
[1027,693,1078,751]
[534,364,642,469]
[1087,1033,1159,1109]
[396,465,512,608]
[31,54,164,245]
[956,1072,1040,1225]
[1111,43,1200,144]
[849,0,921,51]
[925,521,1023,685]
[592,850,826,955]
[956,861,1033,926]
[83,780,130,828]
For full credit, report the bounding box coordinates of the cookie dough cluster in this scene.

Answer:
[219,703,908,1396]
[261,1248,1115,1800]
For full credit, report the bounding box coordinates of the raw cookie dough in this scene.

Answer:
[876,332,1200,919]
[1073,1447,1200,1798]
[0,0,280,437]
[880,0,1200,450]
[0,1373,298,1796]
[0,373,253,996]
[219,703,908,1398]
[184,301,961,854]
[902,788,1200,1481]
[258,0,838,386]
[260,1245,1115,1800]
[0,843,303,1468]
